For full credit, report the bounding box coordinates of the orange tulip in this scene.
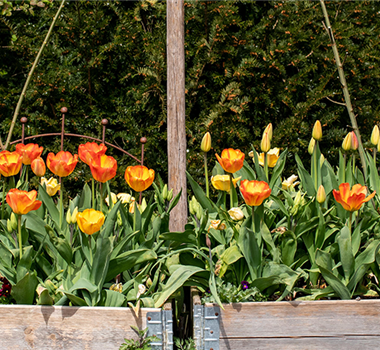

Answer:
[31,157,46,177]
[15,143,43,165]
[89,154,117,183]
[77,208,105,235]
[124,165,155,192]
[78,142,107,165]
[6,188,42,215]
[239,179,271,207]
[215,148,245,174]
[333,183,375,212]
[46,151,78,177]
[0,151,22,177]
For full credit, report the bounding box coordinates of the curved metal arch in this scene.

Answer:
[10,133,142,164]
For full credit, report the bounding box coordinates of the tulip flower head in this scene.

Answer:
[208,220,226,231]
[77,208,105,235]
[228,207,245,221]
[308,138,316,155]
[316,185,326,204]
[0,151,22,177]
[47,151,78,177]
[263,123,273,141]
[6,188,42,215]
[312,120,322,141]
[41,177,61,196]
[15,143,43,165]
[125,165,155,192]
[215,148,245,174]
[211,175,241,192]
[31,157,46,177]
[201,132,212,153]
[256,148,280,168]
[117,193,135,204]
[260,132,271,153]
[240,179,271,207]
[333,183,375,212]
[342,132,352,151]
[350,131,358,150]
[371,125,379,146]
[282,175,300,190]
[78,142,107,165]
[105,192,117,206]
[89,154,117,183]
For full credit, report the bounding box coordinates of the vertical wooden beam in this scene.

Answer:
[167,0,187,231]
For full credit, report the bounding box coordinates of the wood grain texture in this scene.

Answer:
[167,0,187,232]
[0,305,160,350]
[205,300,380,350]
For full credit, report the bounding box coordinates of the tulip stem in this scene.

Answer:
[251,206,255,233]
[229,173,233,209]
[92,179,95,209]
[313,142,318,191]
[343,153,346,183]
[348,212,352,235]
[18,215,22,259]
[264,152,269,181]
[373,148,377,165]
[203,153,209,198]
[352,154,356,177]
[88,236,93,265]
[59,180,63,228]
[1,179,5,220]
[100,183,103,213]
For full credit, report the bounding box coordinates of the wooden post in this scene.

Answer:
[167,0,187,231]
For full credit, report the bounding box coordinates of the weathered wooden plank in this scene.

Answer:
[219,336,380,350]
[0,305,160,350]
[206,300,380,339]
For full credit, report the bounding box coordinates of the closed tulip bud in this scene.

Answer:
[189,196,199,216]
[351,131,358,150]
[260,133,271,153]
[71,207,78,224]
[162,184,168,200]
[342,132,352,151]
[316,185,326,204]
[10,213,18,230]
[7,219,13,233]
[201,132,212,153]
[31,157,46,177]
[371,125,379,146]
[196,204,203,221]
[263,123,273,141]
[308,138,315,155]
[378,140,380,153]
[66,209,72,225]
[320,154,325,166]
[312,120,322,141]
[140,198,147,213]
[167,189,173,201]
[206,234,212,249]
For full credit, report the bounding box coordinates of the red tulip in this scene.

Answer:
[0,151,22,177]
[215,148,245,174]
[89,154,117,183]
[78,142,107,165]
[6,188,42,215]
[124,165,155,192]
[239,179,271,207]
[333,183,375,212]
[46,151,78,177]
[15,143,43,165]
[31,157,46,177]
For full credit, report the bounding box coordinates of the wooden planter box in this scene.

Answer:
[192,293,380,350]
[0,304,173,350]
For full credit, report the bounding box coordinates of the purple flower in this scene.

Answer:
[241,280,249,290]
[0,277,11,297]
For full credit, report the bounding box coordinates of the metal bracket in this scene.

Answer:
[193,304,220,350]
[147,310,173,350]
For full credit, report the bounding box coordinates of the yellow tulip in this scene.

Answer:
[371,125,379,146]
[342,133,352,151]
[253,148,280,168]
[77,209,105,235]
[41,177,61,196]
[260,132,271,153]
[201,132,211,152]
[228,207,244,221]
[308,138,315,155]
[282,175,300,190]
[316,185,326,204]
[312,120,322,141]
[211,175,241,192]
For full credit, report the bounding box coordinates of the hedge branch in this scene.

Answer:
[319,0,367,179]
[3,0,66,151]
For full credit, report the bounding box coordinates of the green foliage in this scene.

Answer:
[119,326,157,350]
[1,1,380,193]
[174,337,197,350]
